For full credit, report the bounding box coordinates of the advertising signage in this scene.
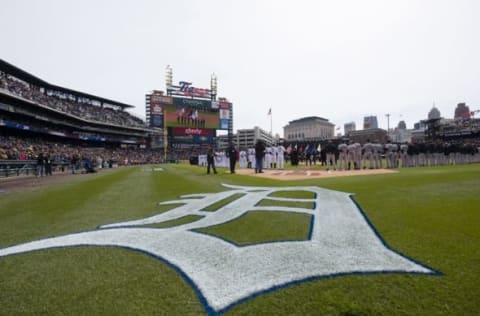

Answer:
[173,97,212,109]
[219,119,230,130]
[219,101,230,109]
[150,94,168,128]
[172,127,215,136]
[168,81,211,99]
[151,114,163,128]
[151,94,173,105]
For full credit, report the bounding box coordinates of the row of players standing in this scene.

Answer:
[200,140,479,173]
[324,140,480,170]
[199,141,288,173]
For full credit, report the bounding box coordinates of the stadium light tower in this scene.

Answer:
[165,65,173,93]
[210,73,217,101]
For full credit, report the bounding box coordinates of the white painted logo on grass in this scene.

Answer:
[142,167,164,172]
[0,184,439,314]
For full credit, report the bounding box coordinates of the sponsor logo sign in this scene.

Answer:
[168,81,211,98]
[172,127,214,136]
[219,109,230,120]
[172,97,212,108]
[219,119,230,130]
[219,101,230,109]
[151,94,173,105]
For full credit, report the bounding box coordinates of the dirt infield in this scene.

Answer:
[235,168,397,180]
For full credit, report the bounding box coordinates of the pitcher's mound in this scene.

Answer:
[235,168,397,180]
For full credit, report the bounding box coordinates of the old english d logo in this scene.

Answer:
[0,184,439,314]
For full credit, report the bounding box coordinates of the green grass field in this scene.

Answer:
[1,163,479,315]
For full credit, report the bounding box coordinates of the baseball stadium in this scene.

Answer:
[1,59,480,315]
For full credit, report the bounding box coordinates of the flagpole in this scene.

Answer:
[270,109,273,136]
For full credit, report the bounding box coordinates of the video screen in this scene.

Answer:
[163,104,219,129]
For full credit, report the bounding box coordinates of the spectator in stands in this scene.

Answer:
[1,74,145,128]
[45,153,52,176]
[36,152,45,177]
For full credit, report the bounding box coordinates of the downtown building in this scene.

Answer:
[283,116,335,142]
[235,126,277,150]
[363,116,378,129]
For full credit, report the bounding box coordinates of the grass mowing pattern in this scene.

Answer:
[268,190,316,199]
[195,211,312,245]
[256,199,315,209]
[201,193,245,212]
[1,163,480,315]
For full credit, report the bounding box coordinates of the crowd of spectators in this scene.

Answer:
[0,73,145,128]
[0,135,164,171]
[167,143,210,161]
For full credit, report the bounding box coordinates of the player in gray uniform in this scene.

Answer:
[353,142,362,169]
[347,142,357,170]
[391,142,399,168]
[385,142,398,168]
[384,142,393,168]
[373,142,383,169]
[362,139,374,169]
[337,142,348,170]
[399,143,409,167]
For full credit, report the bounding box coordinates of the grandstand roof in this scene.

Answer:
[0,59,134,109]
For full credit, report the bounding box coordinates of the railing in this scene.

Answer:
[0,160,70,178]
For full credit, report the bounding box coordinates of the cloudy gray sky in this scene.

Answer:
[1,0,479,136]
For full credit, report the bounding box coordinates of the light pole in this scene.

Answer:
[385,113,390,141]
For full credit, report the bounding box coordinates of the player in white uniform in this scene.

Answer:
[271,145,278,169]
[239,150,247,168]
[198,154,207,166]
[265,146,273,169]
[277,144,286,169]
[247,148,255,169]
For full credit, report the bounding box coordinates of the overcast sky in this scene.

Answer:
[1,0,479,136]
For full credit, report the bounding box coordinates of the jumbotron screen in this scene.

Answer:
[149,95,230,130]
[164,105,219,130]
